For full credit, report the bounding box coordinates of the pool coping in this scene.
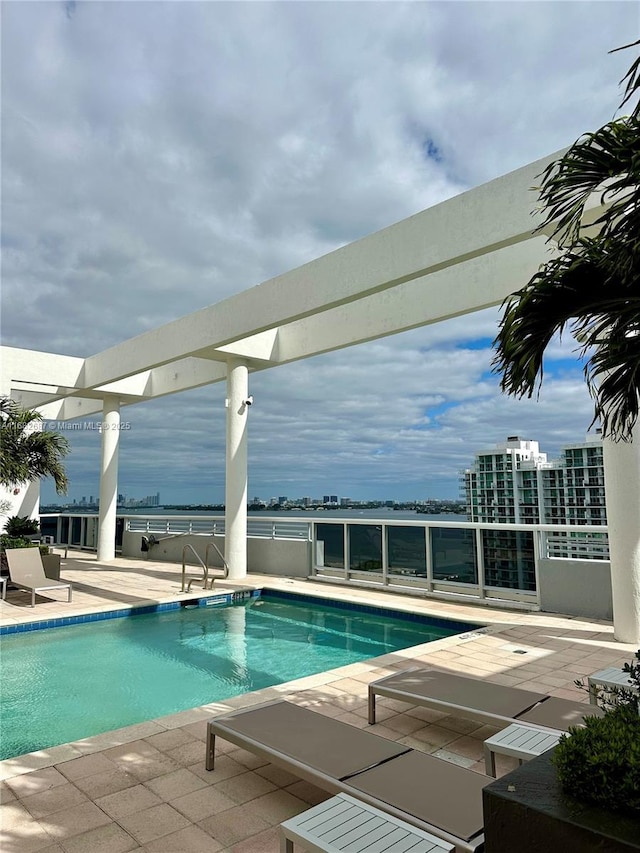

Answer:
[0,588,259,635]
[0,586,480,636]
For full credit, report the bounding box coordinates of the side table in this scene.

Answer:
[587,666,637,704]
[280,793,454,853]
[484,723,561,778]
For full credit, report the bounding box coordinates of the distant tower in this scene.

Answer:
[463,434,606,527]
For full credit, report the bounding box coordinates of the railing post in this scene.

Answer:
[475,528,485,600]
[533,528,542,607]
[381,524,389,586]
[343,523,349,580]
[425,525,433,591]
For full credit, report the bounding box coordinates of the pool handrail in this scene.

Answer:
[182,542,228,592]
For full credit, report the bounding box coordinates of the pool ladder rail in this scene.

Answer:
[181,543,229,593]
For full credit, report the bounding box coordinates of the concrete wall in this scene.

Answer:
[1,480,40,533]
[538,558,613,620]
[121,530,311,578]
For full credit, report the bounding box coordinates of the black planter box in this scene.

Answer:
[483,748,640,853]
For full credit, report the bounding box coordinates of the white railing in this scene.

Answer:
[124,515,310,540]
[40,512,609,609]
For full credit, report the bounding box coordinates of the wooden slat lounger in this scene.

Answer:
[206,700,490,853]
[368,668,604,729]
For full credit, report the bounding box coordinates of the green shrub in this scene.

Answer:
[577,649,640,713]
[0,534,32,551]
[554,697,640,817]
[4,515,40,538]
[0,534,48,553]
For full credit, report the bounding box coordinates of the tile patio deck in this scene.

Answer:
[1,552,635,852]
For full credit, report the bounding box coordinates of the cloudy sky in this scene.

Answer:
[2,1,638,505]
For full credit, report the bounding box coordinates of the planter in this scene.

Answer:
[41,554,61,581]
[483,749,640,852]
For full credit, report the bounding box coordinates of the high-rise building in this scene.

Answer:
[463,437,548,525]
[463,435,606,527]
[462,435,607,577]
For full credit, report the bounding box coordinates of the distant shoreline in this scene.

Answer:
[40,505,469,523]
[41,504,467,516]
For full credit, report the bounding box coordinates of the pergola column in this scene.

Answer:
[96,395,120,561]
[225,359,249,579]
[603,422,640,644]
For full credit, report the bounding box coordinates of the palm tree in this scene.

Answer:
[0,397,70,494]
[492,41,640,440]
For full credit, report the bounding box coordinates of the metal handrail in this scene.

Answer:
[181,544,207,592]
[205,542,229,582]
[181,543,229,593]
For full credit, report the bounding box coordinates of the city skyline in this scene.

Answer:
[2,3,635,506]
[42,431,600,510]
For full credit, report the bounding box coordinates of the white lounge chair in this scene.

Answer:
[5,547,72,607]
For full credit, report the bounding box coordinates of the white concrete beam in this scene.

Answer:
[0,347,85,390]
[36,398,108,421]
[271,236,552,363]
[79,150,565,390]
[204,329,280,363]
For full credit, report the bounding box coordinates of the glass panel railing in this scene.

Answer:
[315,523,344,569]
[71,517,82,546]
[40,516,58,541]
[115,517,124,549]
[387,526,427,577]
[59,516,69,543]
[431,527,477,584]
[348,524,382,573]
[483,529,535,591]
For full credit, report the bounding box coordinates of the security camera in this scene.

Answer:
[244,396,254,407]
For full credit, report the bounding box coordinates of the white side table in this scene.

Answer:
[483,723,561,778]
[0,576,7,600]
[587,666,636,704]
[280,793,454,853]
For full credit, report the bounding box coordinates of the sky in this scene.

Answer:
[2,1,638,505]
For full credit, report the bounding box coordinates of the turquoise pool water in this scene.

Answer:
[0,591,471,760]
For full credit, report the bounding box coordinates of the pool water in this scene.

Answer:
[0,592,469,759]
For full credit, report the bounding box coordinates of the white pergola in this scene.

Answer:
[3,149,638,642]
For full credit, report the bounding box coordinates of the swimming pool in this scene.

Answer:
[0,590,476,760]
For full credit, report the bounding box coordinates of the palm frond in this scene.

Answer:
[0,399,70,493]
[493,242,637,398]
[494,45,640,440]
[536,117,640,246]
[588,324,640,439]
[612,39,640,116]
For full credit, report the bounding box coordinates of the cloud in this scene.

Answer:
[1,1,632,503]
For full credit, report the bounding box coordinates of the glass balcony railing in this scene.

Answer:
[41,513,611,608]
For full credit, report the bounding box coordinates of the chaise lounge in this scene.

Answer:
[368,668,604,729]
[206,700,491,853]
[5,547,72,607]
